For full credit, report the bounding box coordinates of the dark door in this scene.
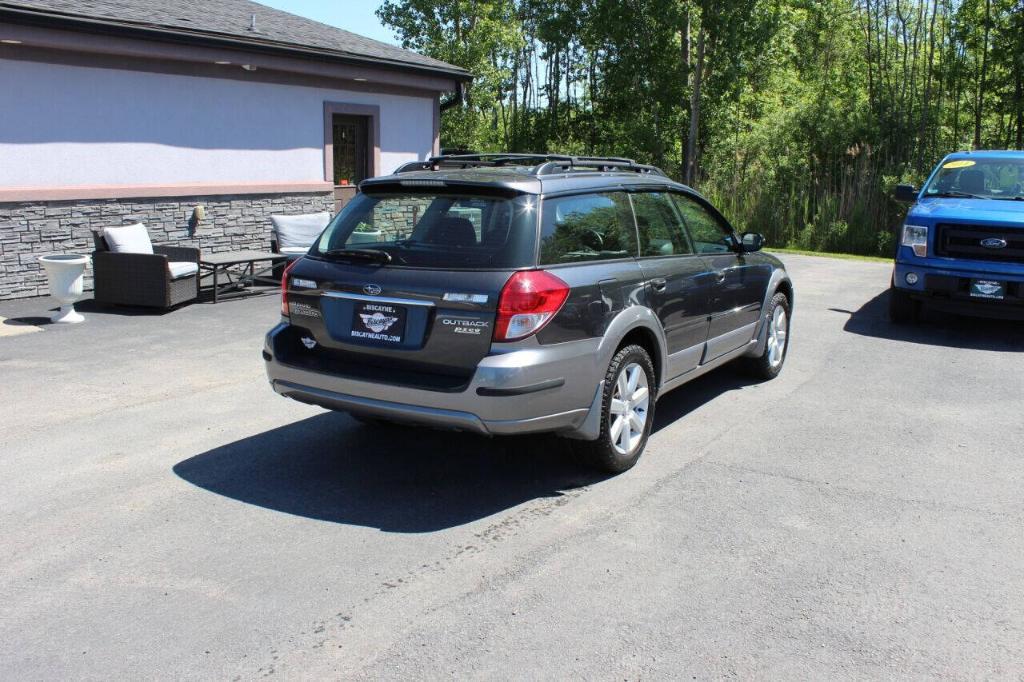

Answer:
[631,191,714,379]
[672,193,765,361]
[332,115,370,212]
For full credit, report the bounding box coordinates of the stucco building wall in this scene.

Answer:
[0,54,444,300]
[0,58,435,188]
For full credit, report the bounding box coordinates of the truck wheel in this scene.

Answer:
[572,345,656,474]
[888,280,919,323]
[746,292,791,380]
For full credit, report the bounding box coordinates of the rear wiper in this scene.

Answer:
[322,248,392,264]
[928,191,990,200]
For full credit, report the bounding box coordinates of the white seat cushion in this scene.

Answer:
[103,223,154,254]
[271,212,330,251]
[168,261,199,280]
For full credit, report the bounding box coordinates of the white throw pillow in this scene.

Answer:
[103,223,154,254]
[168,262,199,280]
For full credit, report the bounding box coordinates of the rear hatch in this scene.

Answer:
[279,187,538,390]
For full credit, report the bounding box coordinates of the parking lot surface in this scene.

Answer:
[2,254,1023,679]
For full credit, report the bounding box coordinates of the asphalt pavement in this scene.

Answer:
[1,254,1023,679]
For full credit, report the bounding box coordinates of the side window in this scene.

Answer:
[632,192,693,257]
[673,194,733,254]
[539,192,638,265]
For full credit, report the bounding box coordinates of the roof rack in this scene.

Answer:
[393,153,667,177]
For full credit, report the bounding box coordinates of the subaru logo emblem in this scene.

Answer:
[363,284,383,296]
[980,238,1008,249]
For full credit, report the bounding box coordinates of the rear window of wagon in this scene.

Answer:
[313,192,539,269]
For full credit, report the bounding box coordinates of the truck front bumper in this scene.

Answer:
[894,262,1024,319]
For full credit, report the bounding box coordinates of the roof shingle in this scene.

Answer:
[0,0,469,77]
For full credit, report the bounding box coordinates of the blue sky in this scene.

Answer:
[259,0,398,45]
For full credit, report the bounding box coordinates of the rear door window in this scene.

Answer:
[539,192,638,265]
[632,192,694,257]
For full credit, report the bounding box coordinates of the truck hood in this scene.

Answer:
[910,198,1024,226]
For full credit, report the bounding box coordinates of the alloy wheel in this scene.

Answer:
[609,362,651,456]
[767,306,789,369]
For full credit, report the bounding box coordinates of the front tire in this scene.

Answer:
[573,345,656,474]
[746,292,791,380]
[888,280,919,323]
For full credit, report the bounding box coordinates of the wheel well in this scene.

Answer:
[776,279,793,307]
[617,327,662,386]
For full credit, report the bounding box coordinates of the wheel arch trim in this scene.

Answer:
[597,306,669,388]
[748,270,793,357]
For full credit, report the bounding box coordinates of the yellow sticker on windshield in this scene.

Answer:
[943,159,976,169]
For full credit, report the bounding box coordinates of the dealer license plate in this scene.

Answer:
[970,280,1005,300]
[351,301,407,343]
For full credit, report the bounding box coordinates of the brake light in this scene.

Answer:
[494,270,570,342]
[280,259,299,316]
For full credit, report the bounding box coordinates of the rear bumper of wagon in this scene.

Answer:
[263,325,604,437]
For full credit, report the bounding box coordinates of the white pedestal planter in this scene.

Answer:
[38,254,90,324]
[349,230,382,245]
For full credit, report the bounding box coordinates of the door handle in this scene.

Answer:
[714,270,727,283]
[650,278,667,292]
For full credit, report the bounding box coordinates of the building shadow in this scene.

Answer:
[832,289,1024,352]
[174,362,757,533]
[173,413,608,533]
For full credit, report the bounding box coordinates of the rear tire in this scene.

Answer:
[572,345,656,474]
[888,280,919,324]
[746,292,791,380]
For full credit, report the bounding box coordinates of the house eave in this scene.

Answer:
[0,4,473,82]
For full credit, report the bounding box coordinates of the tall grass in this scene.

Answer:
[702,151,911,257]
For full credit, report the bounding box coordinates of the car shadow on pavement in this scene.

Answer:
[173,413,609,533]
[833,289,1024,352]
[652,365,758,434]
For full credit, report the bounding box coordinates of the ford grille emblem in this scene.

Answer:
[363,284,383,296]
[980,238,1008,249]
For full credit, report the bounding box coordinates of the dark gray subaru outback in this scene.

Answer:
[264,154,793,473]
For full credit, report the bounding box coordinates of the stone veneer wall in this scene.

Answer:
[0,192,333,300]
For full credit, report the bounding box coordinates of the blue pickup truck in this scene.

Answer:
[891,150,1024,322]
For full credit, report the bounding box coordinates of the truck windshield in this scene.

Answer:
[313,192,538,269]
[923,158,1024,200]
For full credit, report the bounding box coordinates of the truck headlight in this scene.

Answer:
[901,224,928,257]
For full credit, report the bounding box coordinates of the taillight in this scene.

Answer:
[280,259,299,316]
[494,270,570,342]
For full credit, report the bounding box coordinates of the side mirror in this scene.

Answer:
[894,183,919,203]
[740,232,765,253]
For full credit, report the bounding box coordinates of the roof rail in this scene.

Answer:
[393,153,667,177]
[534,157,666,177]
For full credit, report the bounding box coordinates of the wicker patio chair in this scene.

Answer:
[91,226,200,309]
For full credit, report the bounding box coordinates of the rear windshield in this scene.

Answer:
[312,192,538,269]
